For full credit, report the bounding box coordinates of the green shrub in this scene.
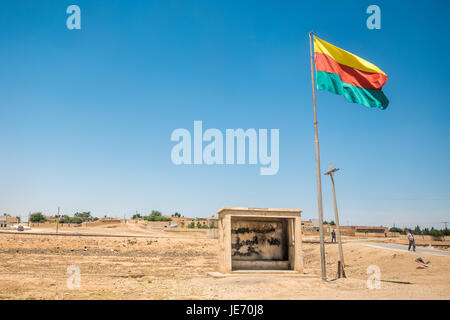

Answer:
[430,228,443,237]
[143,210,172,222]
[389,227,404,234]
[59,215,83,224]
[74,212,92,221]
[29,212,46,223]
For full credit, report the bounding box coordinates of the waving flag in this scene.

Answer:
[313,36,389,109]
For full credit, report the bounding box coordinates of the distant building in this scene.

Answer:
[340,226,388,237]
[44,215,59,223]
[301,219,315,232]
[302,219,336,234]
[207,216,218,228]
[301,218,388,237]
[170,216,209,228]
[170,217,189,227]
[311,219,320,228]
[0,214,19,228]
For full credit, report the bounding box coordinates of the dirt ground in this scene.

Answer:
[0,223,449,300]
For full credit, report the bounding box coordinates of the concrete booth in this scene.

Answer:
[217,207,303,273]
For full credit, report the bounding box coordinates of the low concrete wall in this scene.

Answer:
[29,222,81,228]
[206,228,218,239]
[398,234,450,242]
[84,220,122,226]
[146,221,171,229]
[304,229,389,237]
[387,232,401,237]
[28,220,122,228]
[164,228,207,233]
[355,232,387,238]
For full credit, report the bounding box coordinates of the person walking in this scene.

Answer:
[331,230,336,243]
[407,230,416,252]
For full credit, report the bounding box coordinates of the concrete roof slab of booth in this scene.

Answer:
[216,207,302,218]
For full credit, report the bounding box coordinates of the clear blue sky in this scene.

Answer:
[0,1,449,228]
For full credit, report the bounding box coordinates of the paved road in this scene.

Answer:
[360,242,450,257]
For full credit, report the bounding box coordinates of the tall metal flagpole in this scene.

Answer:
[309,31,326,281]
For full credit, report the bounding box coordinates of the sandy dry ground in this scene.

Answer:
[0,224,449,300]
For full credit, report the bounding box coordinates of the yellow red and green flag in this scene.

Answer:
[313,36,389,109]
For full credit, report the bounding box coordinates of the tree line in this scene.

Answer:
[29,211,98,224]
[389,226,450,237]
[132,210,172,222]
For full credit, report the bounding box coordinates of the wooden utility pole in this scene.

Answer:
[56,207,60,234]
[325,163,346,278]
[309,31,326,281]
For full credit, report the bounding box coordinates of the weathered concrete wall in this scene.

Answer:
[355,232,387,238]
[231,219,287,261]
[398,234,450,242]
[146,221,171,229]
[28,220,122,228]
[206,228,218,239]
[217,207,303,273]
